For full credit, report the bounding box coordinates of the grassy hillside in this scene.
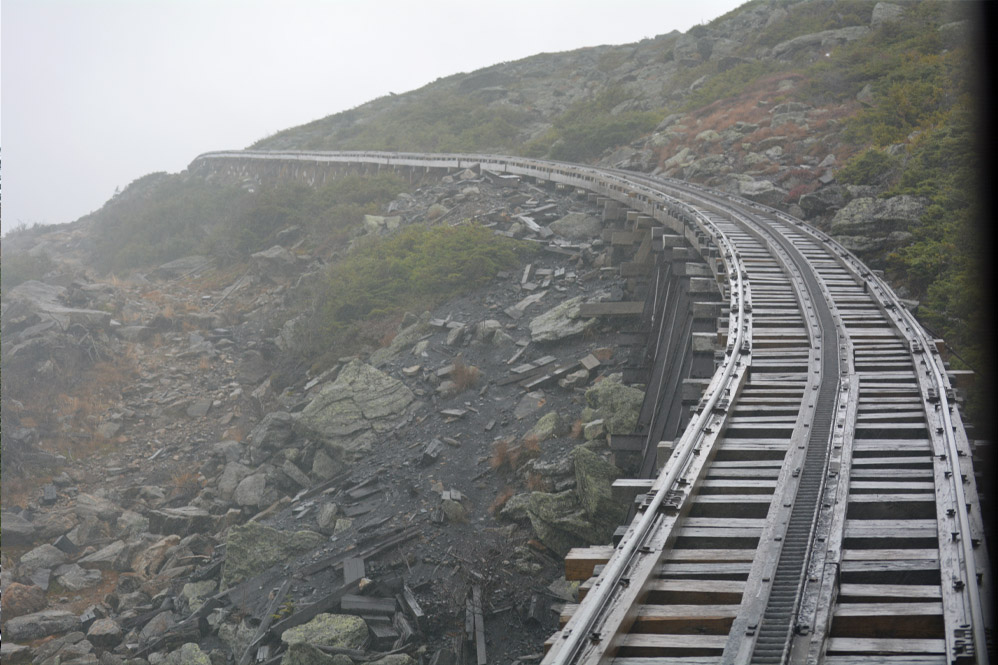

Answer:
[6,0,988,428]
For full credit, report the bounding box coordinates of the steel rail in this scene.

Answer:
[189,149,989,663]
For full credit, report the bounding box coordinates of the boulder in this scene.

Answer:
[165,643,212,665]
[282,613,369,650]
[573,447,627,525]
[19,543,69,571]
[361,215,402,233]
[295,360,415,461]
[140,610,177,641]
[131,535,181,578]
[549,212,601,241]
[222,521,324,589]
[3,609,81,641]
[830,195,925,254]
[771,26,870,59]
[1,582,47,621]
[4,281,112,331]
[0,643,31,664]
[180,580,218,614]
[799,185,847,218]
[246,411,297,458]
[527,412,566,442]
[871,2,904,28]
[584,376,644,437]
[217,462,254,502]
[526,491,611,556]
[78,540,131,571]
[87,618,123,649]
[738,179,786,207]
[529,296,597,343]
[251,246,297,281]
[148,506,217,537]
[234,473,275,509]
[1,511,36,545]
[54,563,103,591]
[75,493,122,523]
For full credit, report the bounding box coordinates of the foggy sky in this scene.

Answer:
[1,0,744,235]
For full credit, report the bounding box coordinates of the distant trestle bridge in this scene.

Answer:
[190,150,992,665]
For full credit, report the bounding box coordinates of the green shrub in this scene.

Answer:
[1,250,54,292]
[303,224,531,366]
[836,148,901,187]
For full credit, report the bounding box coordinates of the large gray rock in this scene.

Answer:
[871,2,904,28]
[573,447,627,525]
[165,643,212,665]
[3,609,81,641]
[830,195,925,254]
[222,521,324,589]
[738,179,787,207]
[529,296,598,343]
[1,511,36,545]
[584,376,644,437]
[771,26,870,59]
[78,540,130,571]
[54,563,103,591]
[526,491,611,556]
[280,614,369,665]
[19,543,69,571]
[799,185,847,217]
[295,360,415,461]
[4,281,112,331]
[217,461,253,501]
[549,213,602,241]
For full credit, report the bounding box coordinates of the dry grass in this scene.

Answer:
[489,435,541,474]
[170,470,203,499]
[450,360,481,391]
[489,486,515,514]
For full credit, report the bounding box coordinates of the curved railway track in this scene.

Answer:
[190,150,992,664]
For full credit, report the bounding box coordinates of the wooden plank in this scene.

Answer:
[237,577,292,665]
[842,549,939,561]
[838,583,941,601]
[825,637,945,655]
[824,656,945,665]
[666,549,757,562]
[618,634,727,656]
[565,546,613,580]
[472,585,487,665]
[560,604,739,633]
[340,594,396,616]
[578,301,645,317]
[645,579,745,604]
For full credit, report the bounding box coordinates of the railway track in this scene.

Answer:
[190,150,992,664]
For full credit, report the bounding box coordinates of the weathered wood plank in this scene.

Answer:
[825,637,946,655]
[832,603,944,639]
[565,546,613,580]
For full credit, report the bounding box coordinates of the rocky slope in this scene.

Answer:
[2,170,666,665]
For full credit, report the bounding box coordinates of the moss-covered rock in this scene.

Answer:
[281,614,368,650]
[528,296,597,343]
[166,644,211,665]
[573,447,627,525]
[525,490,612,556]
[222,522,325,589]
[584,375,644,437]
[295,360,415,462]
[528,412,565,441]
